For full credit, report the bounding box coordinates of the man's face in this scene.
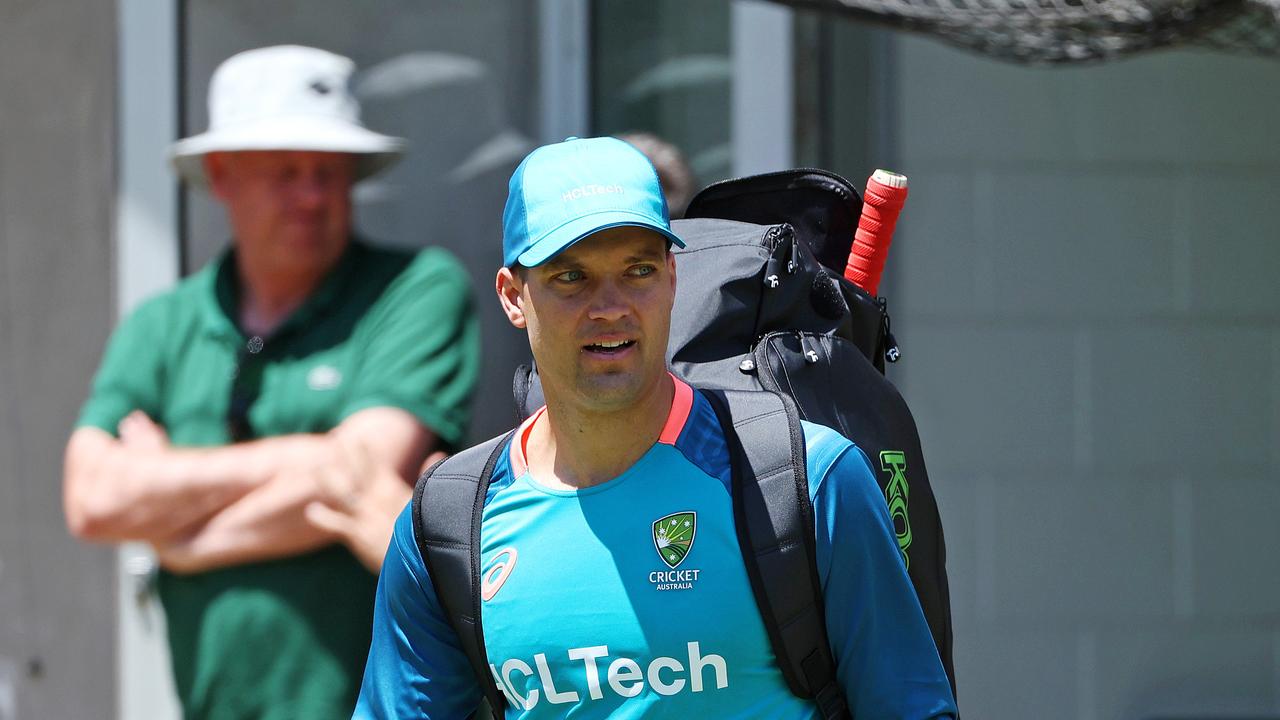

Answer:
[205,150,355,276]
[497,227,677,414]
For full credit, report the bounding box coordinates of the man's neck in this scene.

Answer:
[528,374,676,490]
[236,263,324,337]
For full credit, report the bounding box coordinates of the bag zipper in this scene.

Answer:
[877,297,900,363]
[761,225,787,289]
[762,225,798,290]
[751,330,822,379]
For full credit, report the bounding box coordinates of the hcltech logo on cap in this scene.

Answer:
[561,184,624,202]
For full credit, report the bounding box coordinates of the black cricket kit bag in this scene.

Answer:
[413,169,955,718]
[673,170,955,696]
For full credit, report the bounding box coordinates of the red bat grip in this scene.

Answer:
[845,170,908,296]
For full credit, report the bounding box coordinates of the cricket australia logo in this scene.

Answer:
[653,511,696,568]
[650,511,701,591]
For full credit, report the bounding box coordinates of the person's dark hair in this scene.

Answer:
[616,132,697,220]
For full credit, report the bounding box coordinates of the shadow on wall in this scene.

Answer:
[353,50,533,230]
[352,51,536,441]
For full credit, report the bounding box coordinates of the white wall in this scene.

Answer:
[889,36,1280,719]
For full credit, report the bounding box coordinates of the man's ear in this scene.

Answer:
[203,153,231,202]
[495,267,527,329]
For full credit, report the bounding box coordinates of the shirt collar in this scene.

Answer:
[509,374,694,478]
[201,238,365,342]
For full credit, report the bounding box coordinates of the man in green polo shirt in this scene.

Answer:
[62,45,479,720]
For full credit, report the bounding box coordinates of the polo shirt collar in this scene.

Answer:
[201,238,365,343]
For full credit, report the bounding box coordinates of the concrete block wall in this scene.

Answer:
[887,36,1280,719]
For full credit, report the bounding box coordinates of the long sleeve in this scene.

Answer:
[353,505,482,719]
[804,421,957,719]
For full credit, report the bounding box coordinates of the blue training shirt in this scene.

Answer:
[355,379,956,719]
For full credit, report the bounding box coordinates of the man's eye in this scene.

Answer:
[555,270,585,283]
[629,265,656,277]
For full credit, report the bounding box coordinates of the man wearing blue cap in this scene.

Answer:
[354,137,955,718]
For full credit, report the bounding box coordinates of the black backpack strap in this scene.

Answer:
[704,389,850,720]
[411,431,515,717]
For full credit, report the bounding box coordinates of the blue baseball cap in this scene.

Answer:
[502,136,685,268]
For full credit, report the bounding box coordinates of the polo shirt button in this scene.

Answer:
[246,336,264,354]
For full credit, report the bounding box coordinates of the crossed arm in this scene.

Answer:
[63,406,432,573]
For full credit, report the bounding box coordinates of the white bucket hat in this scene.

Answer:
[170,45,405,188]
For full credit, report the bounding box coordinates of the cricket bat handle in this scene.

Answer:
[844,169,908,296]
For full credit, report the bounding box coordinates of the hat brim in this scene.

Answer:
[170,115,406,188]
[515,209,686,268]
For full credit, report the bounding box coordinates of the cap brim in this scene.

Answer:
[170,115,405,188]
[515,209,686,267]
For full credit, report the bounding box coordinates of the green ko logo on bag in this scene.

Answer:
[652,511,697,569]
[880,451,912,568]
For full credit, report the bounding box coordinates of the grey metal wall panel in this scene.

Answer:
[0,1,118,718]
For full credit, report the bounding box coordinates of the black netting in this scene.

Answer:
[773,0,1280,63]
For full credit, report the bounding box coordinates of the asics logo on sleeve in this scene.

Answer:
[482,547,518,602]
[489,642,729,711]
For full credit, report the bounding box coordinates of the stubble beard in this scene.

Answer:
[572,368,648,414]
